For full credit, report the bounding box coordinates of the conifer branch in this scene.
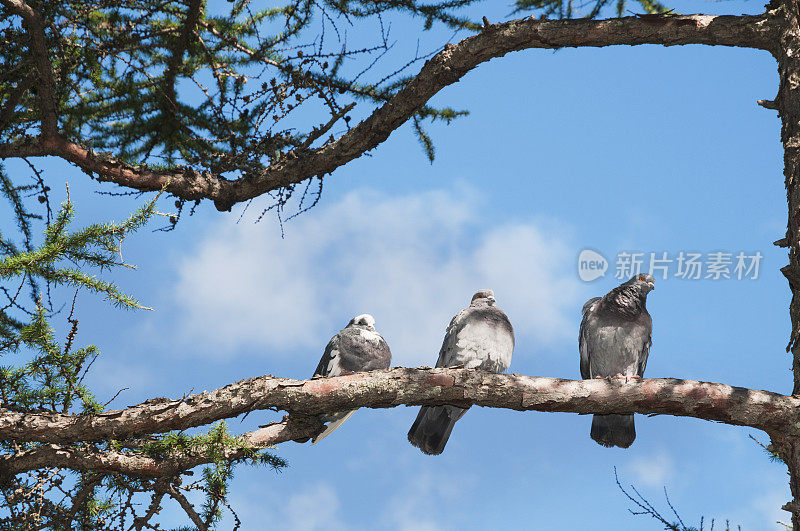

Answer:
[0,13,780,210]
[0,418,317,478]
[0,69,36,135]
[0,0,59,135]
[166,482,208,531]
[160,0,205,126]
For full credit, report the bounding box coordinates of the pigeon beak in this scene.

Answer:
[648,282,655,291]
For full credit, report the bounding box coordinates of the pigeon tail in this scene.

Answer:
[407,405,468,455]
[312,410,357,444]
[590,414,635,448]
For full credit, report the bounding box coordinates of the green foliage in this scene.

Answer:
[511,0,670,18]
[0,0,481,170]
[0,177,165,529]
[140,423,287,528]
[4,304,102,413]
[750,434,786,464]
[201,423,236,526]
[1,194,155,313]
[0,165,290,528]
[0,176,157,413]
[0,0,678,187]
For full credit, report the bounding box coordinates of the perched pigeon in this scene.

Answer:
[408,289,514,455]
[308,314,391,444]
[579,274,654,448]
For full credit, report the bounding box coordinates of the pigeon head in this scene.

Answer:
[603,274,654,314]
[628,273,655,293]
[471,289,496,306]
[349,314,376,329]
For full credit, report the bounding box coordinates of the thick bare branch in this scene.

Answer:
[0,135,228,200]
[0,417,321,479]
[0,13,779,210]
[228,13,780,208]
[768,0,800,526]
[0,368,796,447]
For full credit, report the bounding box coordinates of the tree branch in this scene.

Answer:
[0,416,321,479]
[768,0,800,526]
[0,135,228,200]
[0,13,779,210]
[0,0,59,135]
[0,69,36,135]
[165,483,208,531]
[226,12,779,209]
[132,485,166,531]
[160,0,204,120]
[0,367,796,478]
[0,368,796,447]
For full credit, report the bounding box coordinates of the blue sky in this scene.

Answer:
[3,0,794,528]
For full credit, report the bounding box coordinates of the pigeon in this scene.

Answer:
[579,273,654,448]
[408,289,514,455]
[307,314,391,444]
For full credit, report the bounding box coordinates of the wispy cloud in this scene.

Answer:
[172,188,582,364]
[383,469,476,531]
[726,470,790,530]
[283,483,348,531]
[222,481,349,531]
[627,450,674,488]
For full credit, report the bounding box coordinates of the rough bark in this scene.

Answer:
[2,1,799,523]
[0,416,323,479]
[1,368,797,445]
[0,12,780,210]
[774,0,800,526]
[1,368,798,478]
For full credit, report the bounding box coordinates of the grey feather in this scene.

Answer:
[408,289,514,455]
[579,275,654,448]
[302,314,391,444]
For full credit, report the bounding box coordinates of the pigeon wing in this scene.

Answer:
[434,307,514,371]
[314,333,341,377]
[634,312,652,377]
[582,297,602,315]
[434,309,469,368]
[311,324,391,444]
[578,298,601,380]
[409,301,514,455]
[336,326,392,372]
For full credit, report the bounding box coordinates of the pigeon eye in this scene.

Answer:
[638,274,646,281]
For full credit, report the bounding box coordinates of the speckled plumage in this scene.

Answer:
[408,290,514,455]
[579,275,654,448]
[310,314,391,443]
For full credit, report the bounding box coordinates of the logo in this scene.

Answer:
[578,249,608,282]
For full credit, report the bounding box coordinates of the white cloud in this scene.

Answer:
[725,471,791,530]
[173,188,583,364]
[283,483,348,531]
[219,469,474,531]
[627,450,674,488]
[383,470,476,531]
[222,481,348,531]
